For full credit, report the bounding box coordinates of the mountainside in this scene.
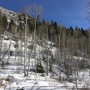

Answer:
[0,30,89,90]
[0,6,19,25]
[0,6,90,90]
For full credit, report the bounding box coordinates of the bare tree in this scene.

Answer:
[20,6,30,76]
[58,25,62,81]
[88,30,90,76]
[86,0,90,21]
[22,4,43,39]
[86,0,90,76]
[46,23,49,76]
[21,4,43,76]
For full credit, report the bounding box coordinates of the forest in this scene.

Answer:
[0,4,90,89]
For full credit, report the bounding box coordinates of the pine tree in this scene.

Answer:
[36,62,45,73]
[9,19,16,33]
[1,14,8,28]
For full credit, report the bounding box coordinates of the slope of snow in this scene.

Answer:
[0,34,90,90]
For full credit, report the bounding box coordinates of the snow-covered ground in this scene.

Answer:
[0,35,90,90]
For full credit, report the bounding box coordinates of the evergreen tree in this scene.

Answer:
[1,14,8,28]
[36,62,45,73]
[9,19,16,33]
[0,11,2,24]
[0,11,3,33]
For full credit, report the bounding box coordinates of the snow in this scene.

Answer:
[0,6,19,26]
[7,19,10,22]
[50,47,57,56]
[73,56,83,60]
[0,35,90,90]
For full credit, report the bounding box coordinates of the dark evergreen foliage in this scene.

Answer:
[36,63,45,73]
[0,11,90,57]
[1,14,8,28]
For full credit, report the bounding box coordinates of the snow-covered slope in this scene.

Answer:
[0,33,90,90]
[0,6,90,89]
[0,6,19,25]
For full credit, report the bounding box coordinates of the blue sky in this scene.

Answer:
[0,0,90,29]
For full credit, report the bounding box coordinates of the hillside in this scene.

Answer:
[0,6,18,25]
[0,6,90,90]
[0,32,89,90]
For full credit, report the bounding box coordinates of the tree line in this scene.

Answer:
[0,6,90,56]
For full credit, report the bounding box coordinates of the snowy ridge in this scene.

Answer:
[0,6,19,24]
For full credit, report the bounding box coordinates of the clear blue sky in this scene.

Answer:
[0,0,90,29]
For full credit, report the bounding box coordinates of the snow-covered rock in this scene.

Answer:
[0,6,19,25]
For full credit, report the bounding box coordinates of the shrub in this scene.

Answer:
[1,61,5,69]
[10,51,13,56]
[28,44,33,50]
[36,63,45,73]
[14,43,18,48]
